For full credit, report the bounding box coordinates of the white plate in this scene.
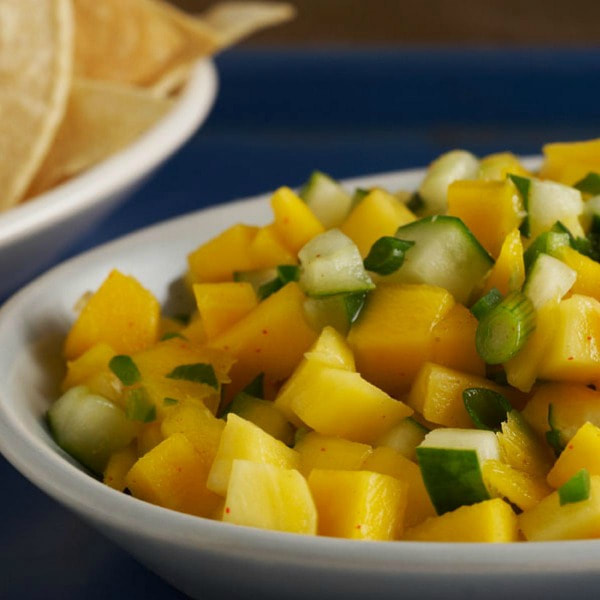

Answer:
[1,165,596,600]
[0,58,218,300]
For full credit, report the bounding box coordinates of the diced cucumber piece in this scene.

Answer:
[470,288,503,321]
[523,230,571,271]
[47,386,137,474]
[298,229,374,297]
[462,388,512,432]
[234,267,278,291]
[559,469,591,506]
[476,291,535,364]
[416,428,499,514]
[418,150,479,215]
[299,171,353,229]
[523,253,577,310]
[303,292,367,335]
[387,216,493,304]
[574,172,600,196]
[363,236,414,275]
[375,417,428,461]
[512,175,584,239]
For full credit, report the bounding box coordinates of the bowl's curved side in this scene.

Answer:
[0,58,218,298]
[3,163,595,600]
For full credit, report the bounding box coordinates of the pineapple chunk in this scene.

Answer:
[207,413,300,496]
[519,475,600,541]
[294,432,372,476]
[404,498,519,542]
[125,433,221,517]
[289,362,413,444]
[308,469,408,540]
[223,460,317,535]
[362,446,436,527]
[407,362,504,428]
[547,422,600,488]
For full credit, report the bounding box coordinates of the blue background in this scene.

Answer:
[2,48,600,598]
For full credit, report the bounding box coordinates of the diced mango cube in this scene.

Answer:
[482,228,525,296]
[348,283,455,397]
[547,422,600,488]
[248,224,297,269]
[540,138,600,186]
[340,188,416,257]
[404,498,519,542]
[555,246,600,303]
[207,413,300,496]
[103,444,137,491]
[137,421,164,456]
[62,342,116,392]
[295,432,372,476]
[64,270,160,359]
[308,469,407,540]
[271,187,324,254]
[223,460,317,534]
[125,432,221,517]
[519,475,600,541]
[193,282,257,339]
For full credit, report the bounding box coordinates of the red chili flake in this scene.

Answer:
[283,217,290,224]
[262,329,268,335]
[355,524,362,530]
[588,336,593,341]
[568,444,574,450]
[225,507,231,514]
[568,356,574,361]
[255,348,262,354]
[223,345,230,351]
[320,447,326,452]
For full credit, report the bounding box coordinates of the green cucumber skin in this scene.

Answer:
[416,447,490,515]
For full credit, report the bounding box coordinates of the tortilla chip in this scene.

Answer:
[26,79,173,198]
[0,0,73,210]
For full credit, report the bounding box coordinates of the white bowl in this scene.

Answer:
[1,166,597,600]
[0,58,218,300]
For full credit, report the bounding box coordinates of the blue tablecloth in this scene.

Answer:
[2,48,600,599]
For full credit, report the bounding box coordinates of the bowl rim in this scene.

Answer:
[3,163,600,580]
[0,58,218,249]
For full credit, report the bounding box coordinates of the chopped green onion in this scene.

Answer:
[509,174,531,237]
[125,387,156,422]
[257,278,283,301]
[160,331,187,341]
[559,469,591,506]
[257,264,300,300]
[163,397,179,406]
[470,288,503,321]
[243,372,265,399]
[109,355,141,386]
[166,363,219,389]
[546,404,566,457]
[475,291,535,364]
[363,236,415,275]
[462,388,512,432]
[344,291,368,324]
[276,264,300,283]
[523,230,571,271]
[574,172,600,196]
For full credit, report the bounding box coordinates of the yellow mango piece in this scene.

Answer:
[132,337,234,416]
[125,432,221,517]
[519,475,600,541]
[540,138,600,186]
[209,282,318,399]
[289,362,413,444]
[447,179,523,258]
[547,422,600,488]
[308,469,408,540]
[274,326,355,427]
[207,413,300,496]
[348,283,455,397]
[340,188,416,257]
[193,282,258,339]
[537,295,600,384]
[430,304,485,377]
[482,459,552,512]
[522,383,600,442]
[504,299,559,393]
[64,270,160,359]
[478,152,531,181]
[555,245,600,302]
[271,187,324,254]
[362,446,436,528]
[62,342,116,392]
[294,432,372,476]
[407,362,504,428]
[136,421,164,456]
[248,224,297,269]
[223,460,317,534]
[103,444,137,492]
[482,228,525,296]
[187,224,259,283]
[179,312,207,345]
[496,411,553,479]
[404,498,518,542]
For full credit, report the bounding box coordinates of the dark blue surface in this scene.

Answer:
[2,48,600,599]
